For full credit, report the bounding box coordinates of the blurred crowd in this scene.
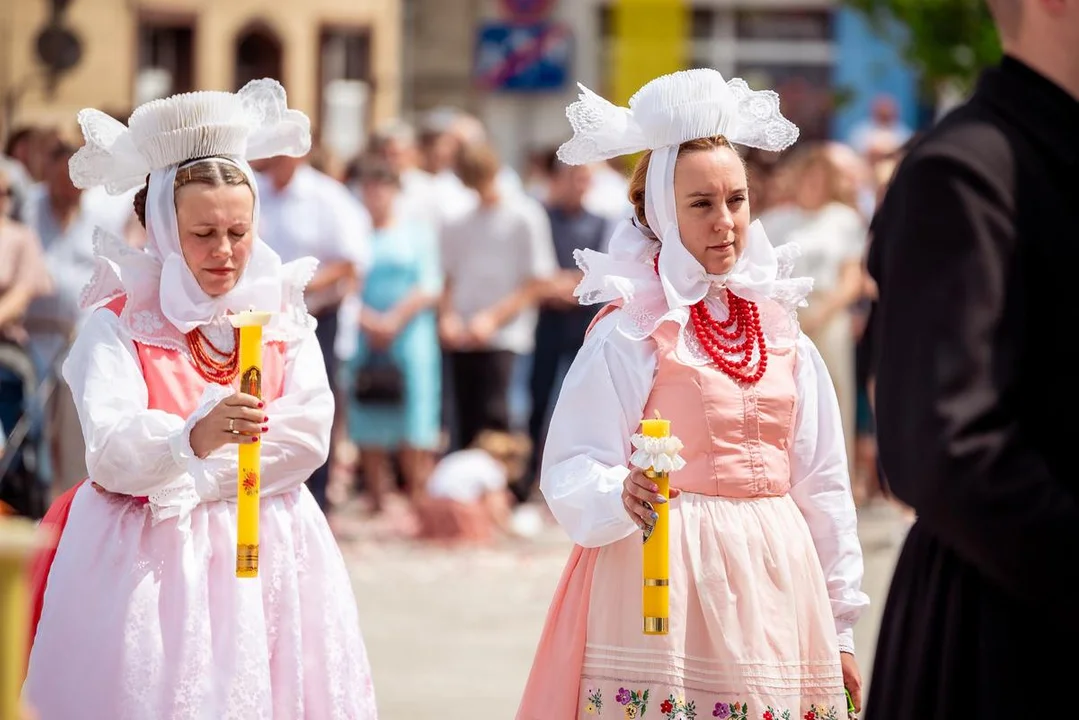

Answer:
[0,93,915,540]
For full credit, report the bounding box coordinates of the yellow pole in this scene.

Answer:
[229,309,273,579]
[0,518,42,720]
[611,0,689,108]
[639,417,671,635]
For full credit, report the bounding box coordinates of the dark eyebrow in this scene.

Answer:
[686,188,748,198]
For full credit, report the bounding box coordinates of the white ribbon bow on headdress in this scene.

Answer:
[556,69,809,323]
[70,79,312,334]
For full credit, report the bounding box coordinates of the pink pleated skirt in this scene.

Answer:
[519,493,846,720]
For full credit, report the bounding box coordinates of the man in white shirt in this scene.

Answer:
[439,143,557,451]
[418,109,524,226]
[254,155,371,510]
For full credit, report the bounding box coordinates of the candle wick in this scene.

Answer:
[653,409,662,420]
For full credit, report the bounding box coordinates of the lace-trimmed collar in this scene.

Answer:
[81,227,318,355]
[572,218,813,365]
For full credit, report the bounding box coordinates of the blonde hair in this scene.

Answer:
[132,158,251,227]
[785,144,856,209]
[627,136,739,229]
[472,430,532,482]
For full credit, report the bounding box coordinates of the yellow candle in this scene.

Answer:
[641,414,670,635]
[229,310,273,579]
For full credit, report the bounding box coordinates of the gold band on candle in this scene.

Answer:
[229,310,273,580]
[643,578,669,587]
[643,617,669,634]
[236,544,259,577]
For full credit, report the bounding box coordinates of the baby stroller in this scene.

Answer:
[0,339,52,519]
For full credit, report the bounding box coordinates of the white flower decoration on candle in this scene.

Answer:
[629,434,687,473]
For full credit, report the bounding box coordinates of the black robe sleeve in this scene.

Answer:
[871,151,1079,629]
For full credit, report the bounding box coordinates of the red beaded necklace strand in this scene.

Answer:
[653,254,768,384]
[185,326,240,384]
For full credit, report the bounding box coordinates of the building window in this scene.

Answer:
[135,17,194,105]
[234,23,283,90]
[319,28,373,162]
[735,9,832,41]
[321,30,371,84]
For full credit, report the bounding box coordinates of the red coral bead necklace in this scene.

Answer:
[653,254,768,385]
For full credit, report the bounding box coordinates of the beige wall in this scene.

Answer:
[0,0,399,138]
[406,0,480,112]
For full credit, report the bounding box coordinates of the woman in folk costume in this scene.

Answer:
[516,70,868,720]
[23,80,378,719]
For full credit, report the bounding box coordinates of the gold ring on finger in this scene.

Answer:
[229,418,239,435]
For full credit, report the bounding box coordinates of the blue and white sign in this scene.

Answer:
[473,22,573,93]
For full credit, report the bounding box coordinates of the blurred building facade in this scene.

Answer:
[1,0,401,160]
[403,0,918,170]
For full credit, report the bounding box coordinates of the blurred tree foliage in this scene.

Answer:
[843,0,1003,92]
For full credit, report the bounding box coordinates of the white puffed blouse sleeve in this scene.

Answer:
[788,332,870,655]
[63,308,206,521]
[539,310,655,548]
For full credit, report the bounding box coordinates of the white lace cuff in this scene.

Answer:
[836,624,855,656]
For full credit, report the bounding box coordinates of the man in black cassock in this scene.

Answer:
[864,1,1079,717]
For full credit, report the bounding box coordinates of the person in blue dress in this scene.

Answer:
[347,156,442,513]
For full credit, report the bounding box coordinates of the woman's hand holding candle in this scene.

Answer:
[622,469,681,530]
[188,393,267,458]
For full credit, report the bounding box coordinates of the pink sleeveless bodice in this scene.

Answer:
[593,302,799,497]
[104,296,288,414]
[644,318,798,498]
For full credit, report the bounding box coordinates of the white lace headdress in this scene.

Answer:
[557,69,812,356]
[71,79,317,343]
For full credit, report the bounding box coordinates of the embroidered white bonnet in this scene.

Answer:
[557,68,798,165]
[69,78,311,194]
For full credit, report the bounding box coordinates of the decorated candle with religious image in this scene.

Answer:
[229,309,273,578]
